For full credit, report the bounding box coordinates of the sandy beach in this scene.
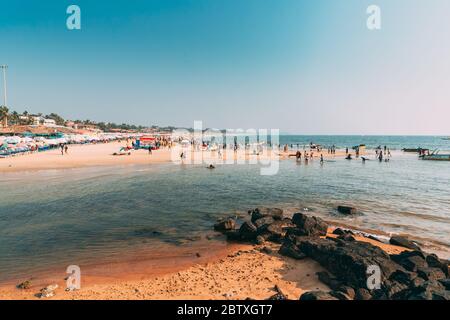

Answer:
[0,141,352,173]
[0,228,411,300]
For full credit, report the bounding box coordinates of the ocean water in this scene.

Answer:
[0,135,449,282]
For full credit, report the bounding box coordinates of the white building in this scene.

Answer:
[43,119,56,127]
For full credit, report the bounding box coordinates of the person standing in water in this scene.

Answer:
[320,154,324,164]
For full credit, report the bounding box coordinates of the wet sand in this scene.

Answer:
[0,229,411,300]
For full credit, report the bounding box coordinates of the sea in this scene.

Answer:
[0,135,449,282]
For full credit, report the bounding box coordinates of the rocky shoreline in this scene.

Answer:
[214,208,450,300]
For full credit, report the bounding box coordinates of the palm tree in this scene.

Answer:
[0,106,9,127]
[10,111,19,125]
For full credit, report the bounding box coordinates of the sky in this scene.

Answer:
[1,0,450,135]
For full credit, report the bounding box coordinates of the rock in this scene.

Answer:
[267,285,288,300]
[267,293,287,300]
[407,280,449,300]
[255,235,265,245]
[438,279,450,290]
[38,284,58,298]
[250,208,283,222]
[278,240,306,260]
[261,246,273,254]
[389,269,418,286]
[330,290,353,300]
[389,236,421,251]
[299,291,339,300]
[214,218,236,232]
[291,213,328,237]
[337,206,357,215]
[332,228,353,236]
[225,230,241,241]
[17,280,32,290]
[296,236,400,289]
[337,286,356,300]
[426,254,449,277]
[337,233,356,242]
[355,288,372,300]
[265,220,290,243]
[253,216,274,231]
[316,271,342,291]
[238,221,257,240]
[381,280,410,299]
[416,267,446,281]
[390,251,427,272]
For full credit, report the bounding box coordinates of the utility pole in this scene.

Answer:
[0,65,7,107]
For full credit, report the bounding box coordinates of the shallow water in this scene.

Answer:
[0,137,450,282]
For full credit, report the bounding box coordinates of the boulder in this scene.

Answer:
[316,271,342,290]
[337,286,356,300]
[337,206,357,215]
[253,216,274,231]
[407,280,449,300]
[17,280,32,290]
[250,208,283,222]
[291,213,328,237]
[330,290,353,300]
[390,251,427,271]
[381,280,410,299]
[426,254,449,277]
[278,240,306,260]
[299,291,339,300]
[389,236,421,251]
[214,218,236,232]
[416,267,446,281]
[332,228,354,236]
[296,236,401,289]
[355,288,372,300]
[238,221,257,240]
[438,278,450,290]
[337,233,356,242]
[225,230,241,241]
[264,220,291,243]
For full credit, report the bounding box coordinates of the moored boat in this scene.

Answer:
[402,147,429,153]
[420,150,450,161]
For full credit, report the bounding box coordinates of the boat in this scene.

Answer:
[402,147,429,153]
[420,150,450,161]
[442,137,450,140]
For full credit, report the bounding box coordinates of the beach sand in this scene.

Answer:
[0,229,410,300]
[0,141,352,173]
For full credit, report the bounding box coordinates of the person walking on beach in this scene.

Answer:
[60,144,64,156]
[64,144,68,155]
[148,146,152,155]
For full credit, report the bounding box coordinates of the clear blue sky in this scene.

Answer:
[1,0,449,134]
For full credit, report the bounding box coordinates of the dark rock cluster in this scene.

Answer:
[214,208,450,300]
